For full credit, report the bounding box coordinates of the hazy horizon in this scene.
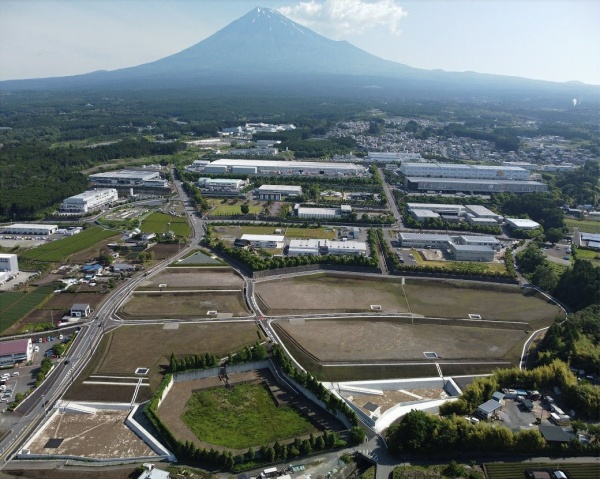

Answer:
[1,0,599,85]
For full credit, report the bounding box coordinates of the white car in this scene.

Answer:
[12,372,19,377]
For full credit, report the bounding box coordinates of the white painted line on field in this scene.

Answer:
[82,381,151,386]
[133,289,241,293]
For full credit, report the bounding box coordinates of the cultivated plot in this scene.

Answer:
[65,322,260,402]
[256,274,410,314]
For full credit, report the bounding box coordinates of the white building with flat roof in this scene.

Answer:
[60,188,119,214]
[239,234,285,249]
[449,243,495,262]
[88,170,168,188]
[202,159,366,177]
[1,224,58,235]
[407,203,465,215]
[456,235,502,250]
[505,218,541,230]
[398,233,452,249]
[367,152,422,163]
[400,163,530,180]
[197,178,246,193]
[404,177,548,194]
[287,239,366,256]
[410,209,440,222]
[464,205,503,221]
[0,254,18,273]
[257,185,303,200]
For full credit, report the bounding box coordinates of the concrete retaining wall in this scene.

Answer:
[156,376,174,409]
[126,404,176,461]
[173,360,270,383]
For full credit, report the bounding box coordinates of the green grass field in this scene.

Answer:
[181,383,317,449]
[140,212,191,237]
[0,285,56,333]
[575,248,600,265]
[215,225,336,240]
[565,218,600,234]
[19,227,118,262]
[485,462,599,479]
[410,249,507,274]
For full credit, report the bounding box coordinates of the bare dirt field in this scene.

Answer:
[402,278,562,325]
[42,293,105,310]
[138,268,243,289]
[256,274,410,314]
[26,410,156,459]
[0,466,141,479]
[275,318,525,363]
[65,322,260,402]
[120,291,248,318]
[257,274,561,327]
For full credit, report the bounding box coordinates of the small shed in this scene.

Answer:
[492,391,505,403]
[538,425,573,444]
[476,399,502,419]
[70,303,91,318]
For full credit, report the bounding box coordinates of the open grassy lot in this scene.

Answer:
[209,199,263,216]
[411,249,507,274]
[120,291,248,318]
[148,242,182,260]
[485,462,600,479]
[256,274,410,314]
[64,322,260,402]
[0,285,56,334]
[181,383,317,449]
[138,268,243,289]
[275,318,526,363]
[141,212,191,237]
[575,247,600,266]
[565,218,600,233]
[213,224,336,241]
[19,227,118,262]
[257,274,561,327]
[402,278,561,326]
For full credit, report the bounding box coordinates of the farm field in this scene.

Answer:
[120,291,248,318]
[138,268,243,289]
[181,383,317,449]
[141,212,190,237]
[147,242,181,260]
[275,318,525,363]
[0,285,57,334]
[213,224,336,241]
[565,218,600,233]
[485,462,600,479]
[19,227,118,262]
[256,274,410,314]
[64,322,260,402]
[257,274,561,328]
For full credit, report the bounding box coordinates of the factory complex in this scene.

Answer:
[407,203,504,224]
[199,159,367,177]
[400,163,532,181]
[88,170,169,189]
[398,232,503,262]
[288,238,367,256]
[60,188,119,214]
[404,177,548,194]
[1,224,58,236]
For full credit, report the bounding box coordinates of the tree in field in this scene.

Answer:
[241,203,250,215]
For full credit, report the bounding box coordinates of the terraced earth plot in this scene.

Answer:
[256,274,410,314]
[64,322,260,402]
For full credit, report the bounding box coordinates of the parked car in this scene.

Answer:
[12,372,19,377]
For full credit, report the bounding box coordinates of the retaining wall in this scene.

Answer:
[126,404,176,461]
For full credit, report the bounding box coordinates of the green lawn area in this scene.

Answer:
[410,249,507,274]
[181,383,317,449]
[0,285,56,333]
[215,225,336,240]
[211,204,263,216]
[19,227,118,262]
[141,212,190,237]
[575,248,600,265]
[565,218,600,234]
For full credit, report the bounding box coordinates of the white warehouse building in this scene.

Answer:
[505,218,541,230]
[239,234,285,249]
[60,188,119,214]
[257,185,302,200]
[456,235,502,250]
[449,243,495,262]
[0,254,19,273]
[88,170,168,189]
[399,163,531,181]
[197,178,247,193]
[288,239,367,256]
[1,224,58,236]
[202,159,367,177]
[367,152,422,163]
[296,205,352,220]
[398,233,452,249]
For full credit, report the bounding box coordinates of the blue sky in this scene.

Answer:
[1,0,598,84]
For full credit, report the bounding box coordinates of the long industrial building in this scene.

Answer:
[257,185,303,200]
[1,224,58,235]
[0,338,33,367]
[197,178,247,193]
[404,177,548,194]
[201,159,367,177]
[400,163,531,180]
[60,188,119,214]
[398,233,500,262]
[88,170,169,189]
[367,152,422,163]
[287,239,367,256]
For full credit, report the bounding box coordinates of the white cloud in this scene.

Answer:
[278,0,407,38]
